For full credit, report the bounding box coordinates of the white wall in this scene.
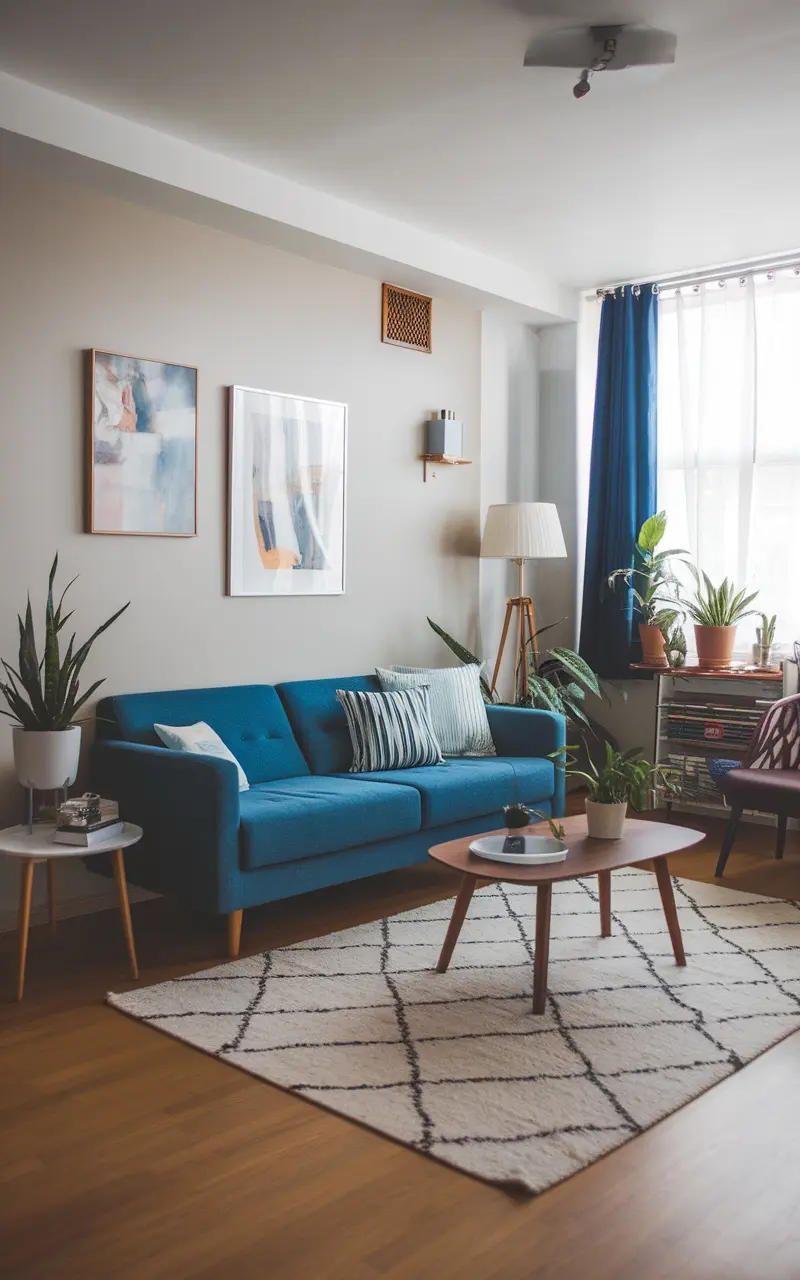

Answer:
[0,161,482,924]
[478,312,538,699]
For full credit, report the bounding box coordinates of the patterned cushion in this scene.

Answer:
[377,664,496,758]
[336,687,444,773]
[153,720,250,791]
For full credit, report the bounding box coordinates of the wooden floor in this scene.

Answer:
[3,812,800,1279]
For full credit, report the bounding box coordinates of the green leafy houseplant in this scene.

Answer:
[1,555,129,731]
[427,616,602,734]
[684,568,759,670]
[756,612,777,667]
[556,742,679,808]
[553,741,679,838]
[607,510,689,667]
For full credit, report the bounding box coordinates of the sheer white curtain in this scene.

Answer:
[658,270,800,655]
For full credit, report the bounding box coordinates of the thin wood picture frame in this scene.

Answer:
[86,348,198,537]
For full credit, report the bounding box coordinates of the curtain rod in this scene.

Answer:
[590,250,800,299]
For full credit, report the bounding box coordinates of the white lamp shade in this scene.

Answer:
[480,502,567,560]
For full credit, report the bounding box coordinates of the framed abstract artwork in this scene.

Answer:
[228,385,347,596]
[87,349,198,536]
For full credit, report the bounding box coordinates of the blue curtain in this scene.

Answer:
[579,286,658,679]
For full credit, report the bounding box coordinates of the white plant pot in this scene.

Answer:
[12,725,81,791]
[585,798,628,840]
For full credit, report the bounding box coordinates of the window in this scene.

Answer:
[657,272,800,655]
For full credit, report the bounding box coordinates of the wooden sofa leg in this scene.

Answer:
[227,910,243,959]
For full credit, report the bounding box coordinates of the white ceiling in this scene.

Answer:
[2,0,800,287]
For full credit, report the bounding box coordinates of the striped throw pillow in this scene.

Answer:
[377,664,496,758]
[336,687,444,773]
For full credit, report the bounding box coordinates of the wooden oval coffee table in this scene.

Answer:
[428,815,704,1014]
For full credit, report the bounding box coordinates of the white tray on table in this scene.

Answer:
[468,835,568,866]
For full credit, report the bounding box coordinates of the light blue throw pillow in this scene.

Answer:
[376,664,495,758]
[153,721,250,791]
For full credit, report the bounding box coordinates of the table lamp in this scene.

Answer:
[480,502,567,699]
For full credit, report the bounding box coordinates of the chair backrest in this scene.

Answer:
[742,693,800,771]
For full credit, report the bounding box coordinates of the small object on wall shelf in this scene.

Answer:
[381,283,432,353]
[422,410,471,481]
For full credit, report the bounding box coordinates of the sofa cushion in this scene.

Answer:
[277,675,380,774]
[97,685,308,785]
[238,775,421,870]
[338,756,555,828]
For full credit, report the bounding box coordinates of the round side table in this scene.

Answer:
[0,822,143,1000]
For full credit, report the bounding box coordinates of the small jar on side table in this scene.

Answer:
[0,822,143,1000]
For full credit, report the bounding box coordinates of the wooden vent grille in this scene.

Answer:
[381,283,432,353]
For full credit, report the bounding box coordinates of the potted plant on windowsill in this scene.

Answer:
[684,569,759,670]
[554,742,679,839]
[0,555,129,793]
[607,511,689,668]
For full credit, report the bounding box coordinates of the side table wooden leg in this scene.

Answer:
[47,860,57,933]
[436,875,476,973]
[653,856,686,966]
[17,859,35,1001]
[112,848,139,980]
[532,883,552,1014]
[598,869,612,937]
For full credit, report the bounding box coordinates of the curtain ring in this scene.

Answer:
[766,271,775,281]
[718,279,726,288]
[651,283,659,294]
[739,277,747,287]
[632,283,641,297]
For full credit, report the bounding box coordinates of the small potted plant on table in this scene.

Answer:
[555,742,679,839]
[607,511,689,668]
[1,555,129,798]
[684,570,759,670]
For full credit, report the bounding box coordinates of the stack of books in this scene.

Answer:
[54,797,123,847]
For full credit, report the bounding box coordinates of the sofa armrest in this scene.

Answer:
[91,740,242,913]
[486,706,567,817]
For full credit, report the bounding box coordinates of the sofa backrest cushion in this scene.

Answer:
[97,685,309,784]
[276,675,380,775]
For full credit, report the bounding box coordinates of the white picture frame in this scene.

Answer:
[227,385,347,597]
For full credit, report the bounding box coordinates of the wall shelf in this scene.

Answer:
[420,454,472,483]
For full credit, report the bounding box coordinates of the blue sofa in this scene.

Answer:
[92,675,565,956]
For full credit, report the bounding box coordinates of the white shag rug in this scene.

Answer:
[109,870,800,1193]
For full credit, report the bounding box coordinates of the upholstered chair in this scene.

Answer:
[713,693,800,876]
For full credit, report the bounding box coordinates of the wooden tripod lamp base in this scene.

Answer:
[489,560,539,702]
[480,503,568,703]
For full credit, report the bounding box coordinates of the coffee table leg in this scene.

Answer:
[532,883,552,1014]
[598,870,612,937]
[112,849,139,980]
[17,858,35,1001]
[653,856,686,966]
[436,875,476,973]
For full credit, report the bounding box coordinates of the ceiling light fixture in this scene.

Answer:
[525,23,677,100]
[573,35,617,99]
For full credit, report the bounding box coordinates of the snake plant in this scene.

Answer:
[0,555,129,730]
[684,568,759,627]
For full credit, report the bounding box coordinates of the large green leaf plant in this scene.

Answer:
[1,555,129,731]
[607,510,689,636]
[427,616,602,733]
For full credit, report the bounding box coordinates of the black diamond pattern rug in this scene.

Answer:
[108,870,800,1192]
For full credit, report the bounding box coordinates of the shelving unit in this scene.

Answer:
[644,666,794,823]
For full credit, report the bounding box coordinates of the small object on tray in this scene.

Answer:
[469,835,568,866]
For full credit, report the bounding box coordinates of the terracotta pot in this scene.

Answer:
[638,623,668,667]
[585,798,628,839]
[694,625,737,670]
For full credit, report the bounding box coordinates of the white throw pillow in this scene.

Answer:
[376,665,495,758]
[153,721,250,791]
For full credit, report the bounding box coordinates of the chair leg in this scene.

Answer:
[776,815,788,860]
[227,910,243,960]
[716,807,742,878]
